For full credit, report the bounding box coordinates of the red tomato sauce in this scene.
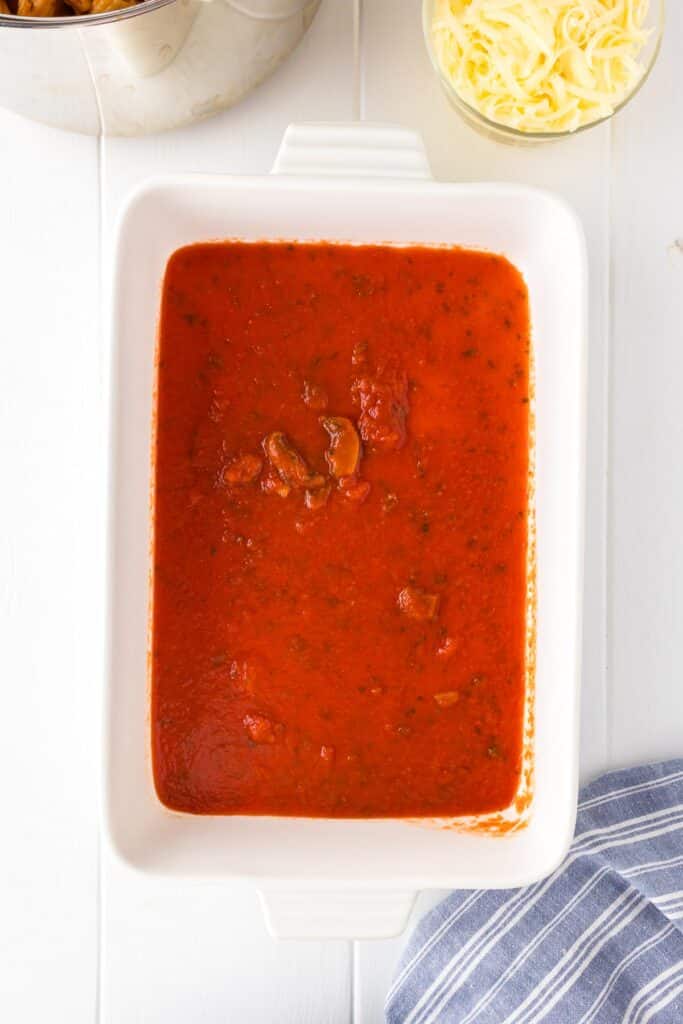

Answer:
[151,241,531,817]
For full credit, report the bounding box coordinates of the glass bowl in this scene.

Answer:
[422,0,665,144]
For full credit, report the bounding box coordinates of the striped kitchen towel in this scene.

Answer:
[386,760,683,1024]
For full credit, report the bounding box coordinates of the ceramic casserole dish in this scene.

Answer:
[104,122,587,939]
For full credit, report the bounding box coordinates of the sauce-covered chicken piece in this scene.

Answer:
[262,432,326,491]
[338,476,371,504]
[397,585,440,621]
[302,380,328,411]
[242,713,283,745]
[305,484,331,510]
[221,454,262,486]
[434,691,459,707]
[320,416,361,479]
[353,362,409,451]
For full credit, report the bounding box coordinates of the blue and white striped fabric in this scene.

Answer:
[386,761,683,1024]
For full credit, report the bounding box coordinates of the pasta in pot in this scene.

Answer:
[16,0,66,15]
[91,0,137,13]
[2,0,144,16]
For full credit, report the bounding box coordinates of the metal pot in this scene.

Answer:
[0,0,320,134]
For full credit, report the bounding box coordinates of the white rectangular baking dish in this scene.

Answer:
[104,122,587,939]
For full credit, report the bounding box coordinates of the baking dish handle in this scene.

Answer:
[259,888,417,940]
[271,122,432,180]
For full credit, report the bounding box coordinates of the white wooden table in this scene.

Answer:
[1,2,682,1020]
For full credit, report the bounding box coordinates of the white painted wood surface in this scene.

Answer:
[0,1,681,1021]
[0,115,101,1023]
[609,16,683,769]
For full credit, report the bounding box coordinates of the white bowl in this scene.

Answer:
[104,122,587,938]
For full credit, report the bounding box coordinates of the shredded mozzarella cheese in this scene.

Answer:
[430,0,651,133]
